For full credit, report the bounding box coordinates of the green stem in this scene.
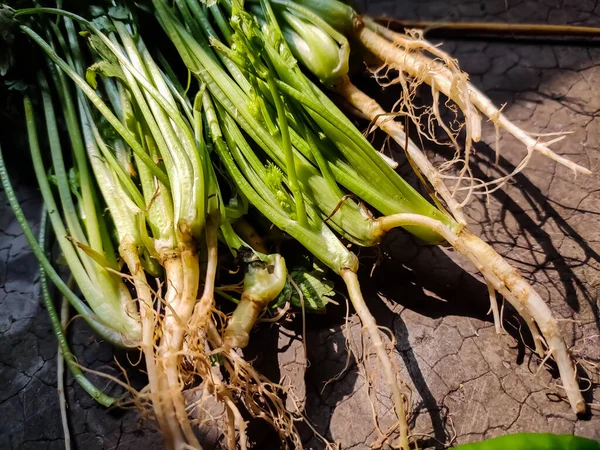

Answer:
[209,3,233,44]
[38,71,88,250]
[114,22,205,241]
[265,71,308,228]
[205,95,356,274]
[0,141,124,346]
[51,45,104,256]
[39,207,117,407]
[25,95,137,342]
[19,24,170,187]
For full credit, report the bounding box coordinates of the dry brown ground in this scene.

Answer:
[1,1,599,449]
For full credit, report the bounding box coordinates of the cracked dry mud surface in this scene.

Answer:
[1,1,600,449]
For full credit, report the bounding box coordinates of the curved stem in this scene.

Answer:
[265,72,309,228]
[376,213,586,414]
[190,215,219,332]
[20,25,170,186]
[0,144,125,346]
[38,207,117,406]
[340,269,411,450]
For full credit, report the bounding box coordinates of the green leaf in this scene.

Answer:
[86,60,126,86]
[48,173,59,188]
[0,6,17,76]
[275,261,335,311]
[85,67,98,89]
[85,34,118,64]
[5,79,28,91]
[90,16,114,34]
[108,6,130,21]
[264,162,295,219]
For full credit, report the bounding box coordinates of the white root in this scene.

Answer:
[376,214,585,414]
[205,312,297,449]
[486,281,502,335]
[223,397,248,450]
[340,269,411,450]
[335,76,468,225]
[225,405,236,450]
[357,24,593,176]
[190,215,219,333]
[121,242,182,450]
[160,253,203,449]
[360,26,481,143]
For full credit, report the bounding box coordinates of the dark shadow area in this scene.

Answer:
[242,323,287,448]
[356,264,453,449]
[258,291,362,448]
[470,142,600,325]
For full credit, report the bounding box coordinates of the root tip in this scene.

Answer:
[574,399,587,415]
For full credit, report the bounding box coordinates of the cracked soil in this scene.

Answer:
[1,0,600,449]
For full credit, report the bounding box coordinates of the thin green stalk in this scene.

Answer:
[101,77,124,121]
[19,24,169,187]
[133,116,176,243]
[111,41,178,239]
[39,67,101,280]
[25,96,94,301]
[296,109,344,199]
[215,288,240,305]
[57,70,104,256]
[174,0,205,44]
[111,29,189,234]
[206,95,356,274]
[80,105,142,245]
[184,0,252,94]
[39,207,117,407]
[38,71,88,249]
[275,79,453,224]
[264,70,308,227]
[209,3,233,44]
[90,121,146,211]
[197,21,385,216]
[261,40,408,199]
[0,141,124,346]
[25,94,140,341]
[45,24,105,256]
[195,96,248,252]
